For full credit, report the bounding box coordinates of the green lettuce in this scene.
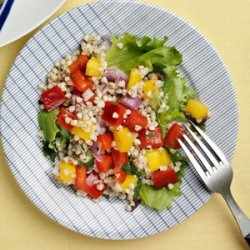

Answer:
[105,33,196,136]
[38,109,59,151]
[139,183,182,211]
[105,33,182,73]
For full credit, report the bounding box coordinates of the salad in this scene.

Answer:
[37,34,209,211]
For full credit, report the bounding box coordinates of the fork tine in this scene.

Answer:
[189,121,229,165]
[182,134,213,174]
[178,139,208,181]
[184,124,221,169]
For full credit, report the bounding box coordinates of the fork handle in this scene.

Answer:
[222,190,250,246]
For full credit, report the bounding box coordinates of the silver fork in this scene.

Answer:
[178,121,250,247]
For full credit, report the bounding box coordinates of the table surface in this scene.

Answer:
[0,0,250,249]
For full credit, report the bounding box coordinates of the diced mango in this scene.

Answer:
[71,124,94,141]
[121,175,138,191]
[143,80,159,99]
[185,99,208,120]
[145,148,172,172]
[113,127,135,152]
[58,162,76,182]
[85,58,102,77]
[127,68,142,89]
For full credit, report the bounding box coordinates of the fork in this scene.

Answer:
[178,121,250,247]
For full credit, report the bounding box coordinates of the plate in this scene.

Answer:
[0,0,238,240]
[0,0,65,47]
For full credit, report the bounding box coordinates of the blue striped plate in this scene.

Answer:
[0,0,238,240]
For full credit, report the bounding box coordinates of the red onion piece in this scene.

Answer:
[104,67,128,84]
[119,95,142,110]
[99,83,108,94]
[100,38,112,51]
[95,154,105,162]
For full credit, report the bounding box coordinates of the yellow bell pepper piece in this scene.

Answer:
[57,162,76,182]
[185,99,208,120]
[145,148,172,172]
[85,58,102,77]
[71,124,94,141]
[113,127,135,152]
[127,68,142,89]
[121,175,138,191]
[143,80,159,99]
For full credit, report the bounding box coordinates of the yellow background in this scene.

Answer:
[0,0,250,249]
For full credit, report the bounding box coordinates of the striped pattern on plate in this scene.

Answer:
[0,0,238,240]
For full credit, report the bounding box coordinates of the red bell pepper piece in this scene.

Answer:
[56,107,77,131]
[152,168,179,190]
[70,69,93,92]
[97,132,113,151]
[41,85,66,112]
[163,123,186,149]
[69,55,89,73]
[75,165,87,191]
[101,101,127,126]
[85,174,107,199]
[96,154,113,173]
[138,127,163,148]
[111,149,128,169]
[123,109,148,132]
[111,149,128,183]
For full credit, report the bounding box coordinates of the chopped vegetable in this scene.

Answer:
[85,58,102,77]
[97,132,113,151]
[143,80,159,99]
[152,168,179,189]
[96,154,113,173]
[127,68,142,89]
[41,85,66,112]
[101,101,127,126]
[56,108,77,132]
[69,55,89,73]
[145,148,171,172]
[185,99,209,120]
[57,162,76,182]
[138,127,163,148]
[113,127,135,152]
[120,175,137,191]
[70,69,93,92]
[75,165,87,191]
[71,124,95,141]
[85,173,107,199]
[163,123,186,149]
[123,109,148,132]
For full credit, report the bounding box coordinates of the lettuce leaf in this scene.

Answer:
[139,183,182,211]
[38,109,59,151]
[105,34,182,73]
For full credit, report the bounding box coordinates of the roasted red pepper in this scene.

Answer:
[123,109,148,132]
[101,101,127,126]
[96,154,113,173]
[152,168,179,189]
[138,127,163,148]
[75,165,87,191]
[56,107,77,131]
[70,69,93,92]
[97,132,113,151]
[69,55,89,73]
[41,85,66,112]
[163,123,186,149]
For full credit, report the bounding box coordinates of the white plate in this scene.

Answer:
[0,0,238,240]
[0,0,65,47]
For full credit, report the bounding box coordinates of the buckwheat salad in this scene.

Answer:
[37,34,209,211]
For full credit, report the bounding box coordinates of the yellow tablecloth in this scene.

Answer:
[0,0,249,249]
